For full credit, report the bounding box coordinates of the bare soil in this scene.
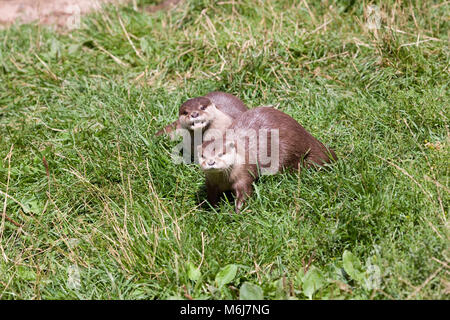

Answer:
[0,0,127,28]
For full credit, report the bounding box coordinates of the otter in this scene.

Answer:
[155,91,248,138]
[197,107,337,213]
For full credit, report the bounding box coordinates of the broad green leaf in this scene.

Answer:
[274,278,287,299]
[363,263,381,290]
[215,264,237,288]
[23,199,44,215]
[239,282,264,300]
[17,266,36,281]
[67,265,81,290]
[302,267,325,300]
[187,262,201,282]
[129,288,148,299]
[68,44,81,55]
[342,250,364,282]
[167,295,184,300]
[49,38,61,59]
[140,37,151,55]
[295,268,305,286]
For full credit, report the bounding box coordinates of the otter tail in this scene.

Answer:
[305,142,337,168]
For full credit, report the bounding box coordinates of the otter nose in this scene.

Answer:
[207,160,215,166]
[191,111,199,118]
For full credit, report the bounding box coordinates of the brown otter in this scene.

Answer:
[197,107,337,213]
[155,91,248,137]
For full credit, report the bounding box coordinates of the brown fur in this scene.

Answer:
[199,107,337,213]
[205,91,248,119]
[155,91,248,137]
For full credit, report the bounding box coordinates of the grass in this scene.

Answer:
[0,0,448,299]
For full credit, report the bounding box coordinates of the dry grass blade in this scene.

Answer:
[376,155,434,202]
[406,267,444,299]
[33,53,60,81]
[117,14,144,61]
[1,145,23,231]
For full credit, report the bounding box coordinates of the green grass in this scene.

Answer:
[0,0,448,299]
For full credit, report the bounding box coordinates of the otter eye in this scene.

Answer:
[200,105,207,110]
[182,111,188,116]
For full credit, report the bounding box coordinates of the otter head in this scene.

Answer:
[197,138,236,172]
[179,97,217,131]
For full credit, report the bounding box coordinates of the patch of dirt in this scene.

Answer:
[0,0,127,28]
[0,0,183,28]
[145,0,181,13]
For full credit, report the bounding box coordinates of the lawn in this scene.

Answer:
[0,0,448,299]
